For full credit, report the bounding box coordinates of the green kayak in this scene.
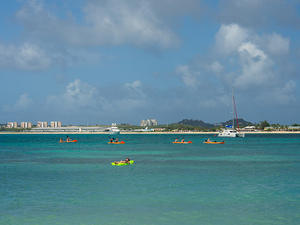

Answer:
[111,160,135,166]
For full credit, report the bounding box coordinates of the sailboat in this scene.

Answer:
[218,92,245,138]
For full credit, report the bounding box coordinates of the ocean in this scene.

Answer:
[0,134,299,225]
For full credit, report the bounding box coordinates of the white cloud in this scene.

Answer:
[215,24,249,55]
[173,23,297,107]
[3,93,33,112]
[46,79,147,117]
[235,42,274,88]
[176,65,199,88]
[16,0,179,49]
[256,80,296,104]
[124,80,145,98]
[213,24,293,90]
[0,42,51,70]
[47,79,105,111]
[83,0,178,48]
[209,61,223,74]
[265,33,290,55]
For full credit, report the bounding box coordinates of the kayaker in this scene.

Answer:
[175,138,178,142]
[109,138,113,143]
[114,158,130,164]
[59,138,63,143]
[181,138,185,143]
[115,138,119,143]
[66,136,70,142]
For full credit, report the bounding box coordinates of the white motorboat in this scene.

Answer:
[108,123,120,135]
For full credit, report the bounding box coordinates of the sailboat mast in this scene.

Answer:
[232,90,235,129]
[233,95,240,131]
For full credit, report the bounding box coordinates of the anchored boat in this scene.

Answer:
[218,91,245,138]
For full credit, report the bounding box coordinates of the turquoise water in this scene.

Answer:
[0,134,300,225]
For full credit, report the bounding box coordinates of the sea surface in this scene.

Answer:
[0,134,300,225]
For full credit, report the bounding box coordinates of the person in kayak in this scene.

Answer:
[109,138,114,143]
[181,138,185,143]
[114,158,130,164]
[66,136,71,142]
[174,138,178,142]
[115,138,119,143]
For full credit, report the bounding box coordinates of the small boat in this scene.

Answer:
[108,141,125,144]
[108,123,120,135]
[204,141,225,144]
[172,141,192,144]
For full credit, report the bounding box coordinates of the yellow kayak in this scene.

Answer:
[204,141,225,144]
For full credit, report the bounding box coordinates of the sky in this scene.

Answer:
[0,0,300,125]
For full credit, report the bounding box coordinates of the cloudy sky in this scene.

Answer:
[1,0,300,125]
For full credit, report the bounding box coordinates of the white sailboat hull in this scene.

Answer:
[218,129,245,138]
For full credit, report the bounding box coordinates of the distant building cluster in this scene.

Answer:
[51,121,62,128]
[7,122,18,128]
[37,121,48,128]
[6,121,62,129]
[140,119,158,127]
[21,122,32,129]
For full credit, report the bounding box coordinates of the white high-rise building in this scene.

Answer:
[51,121,62,128]
[7,122,18,128]
[140,119,158,127]
[21,122,32,128]
[37,121,48,128]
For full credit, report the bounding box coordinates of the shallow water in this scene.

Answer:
[1,134,300,225]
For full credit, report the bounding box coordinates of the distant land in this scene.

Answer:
[176,118,253,128]
[177,119,215,128]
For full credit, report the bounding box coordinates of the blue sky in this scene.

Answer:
[1,0,300,125]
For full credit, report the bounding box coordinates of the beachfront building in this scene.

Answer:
[140,119,158,127]
[30,126,107,133]
[20,122,32,129]
[7,122,18,128]
[287,126,300,131]
[51,121,62,128]
[37,121,48,128]
[240,126,256,132]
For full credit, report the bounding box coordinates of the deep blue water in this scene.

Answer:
[0,134,300,225]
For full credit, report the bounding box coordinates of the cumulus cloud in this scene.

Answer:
[0,42,51,70]
[176,65,199,88]
[0,0,204,71]
[214,24,292,91]
[83,0,178,48]
[16,0,182,48]
[209,61,223,74]
[235,42,275,88]
[176,23,296,106]
[46,79,148,121]
[3,93,33,112]
[265,33,290,55]
[124,80,146,98]
[215,24,249,55]
[47,79,106,112]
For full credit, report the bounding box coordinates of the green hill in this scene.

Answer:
[177,119,215,128]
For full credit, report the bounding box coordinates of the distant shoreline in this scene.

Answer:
[1,131,300,135]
